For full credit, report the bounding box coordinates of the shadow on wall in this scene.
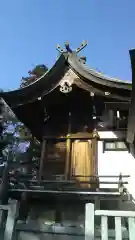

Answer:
[98,130,135,200]
[17,203,85,240]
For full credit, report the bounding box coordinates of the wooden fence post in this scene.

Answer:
[4,200,18,240]
[85,203,95,240]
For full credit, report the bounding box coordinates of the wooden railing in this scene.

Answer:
[8,174,129,191]
[0,200,18,240]
[1,200,135,239]
[85,203,135,240]
[0,168,131,203]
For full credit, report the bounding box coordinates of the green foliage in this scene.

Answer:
[0,63,47,166]
[20,64,48,88]
[1,112,41,170]
[29,64,48,77]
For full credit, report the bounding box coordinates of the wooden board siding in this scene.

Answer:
[42,133,98,187]
[44,140,66,178]
[71,139,97,188]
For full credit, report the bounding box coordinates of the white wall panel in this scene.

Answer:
[97,131,135,199]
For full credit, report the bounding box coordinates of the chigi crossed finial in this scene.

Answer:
[56,40,88,54]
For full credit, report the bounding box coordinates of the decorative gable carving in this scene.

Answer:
[59,69,78,93]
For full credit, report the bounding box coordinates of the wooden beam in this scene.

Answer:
[65,112,72,180]
[38,139,47,181]
[43,133,100,140]
[127,49,135,143]
[9,189,122,195]
[105,102,130,111]
[95,209,135,217]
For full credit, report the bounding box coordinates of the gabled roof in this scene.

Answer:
[0,42,133,141]
[68,53,131,89]
[0,53,68,107]
[0,44,132,108]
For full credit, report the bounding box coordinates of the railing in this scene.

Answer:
[1,200,135,239]
[0,168,131,203]
[8,174,129,192]
[85,203,135,240]
[0,200,18,240]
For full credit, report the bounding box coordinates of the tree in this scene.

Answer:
[0,62,47,174]
[20,64,48,88]
[0,98,41,178]
[0,62,45,210]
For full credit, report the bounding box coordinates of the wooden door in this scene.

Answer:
[71,139,97,188]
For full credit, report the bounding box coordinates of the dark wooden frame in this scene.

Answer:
[40,133,99,181]
[103,139,130,153]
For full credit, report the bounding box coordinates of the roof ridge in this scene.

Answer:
[81,62,131,84]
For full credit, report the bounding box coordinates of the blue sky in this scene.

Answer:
[0,0,135,90]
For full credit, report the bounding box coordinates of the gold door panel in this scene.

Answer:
[71,139,97,188]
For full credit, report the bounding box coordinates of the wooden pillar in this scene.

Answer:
[95,196,100,210]
[108,109,114,127]
[92,130,99,189]
[4,200,18,240]
[0,159,10,229]
[26,135,34,174]
[85,203,95,240]
[38,139,47,181]
[65,112,72,180]
[17,136,34,223]
[92,130,99,176]
[127,49,135,143]
[65,138,71,180]
[18,192,30,223]
[55,196,62,223]
[0,162,9,204]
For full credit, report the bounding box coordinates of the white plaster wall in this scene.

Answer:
[97,131,135,199]
[98,130,126,139]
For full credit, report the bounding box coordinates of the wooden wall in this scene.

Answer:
[44,140,66,177]
[40,88,99,183]
[41,135,98,186]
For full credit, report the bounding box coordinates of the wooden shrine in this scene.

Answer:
[0,41,134,205]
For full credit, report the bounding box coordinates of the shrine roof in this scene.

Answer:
[0,41,132,108]
[0,42,134,141]
[68,53,131,89]
[0,53,68,107]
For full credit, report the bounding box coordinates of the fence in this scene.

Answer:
[0,200,18,240]
[85,203,135,240]
[1,200,135,239]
